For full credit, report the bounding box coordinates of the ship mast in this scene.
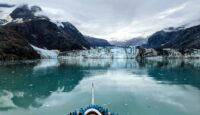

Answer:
[91,83,95,105]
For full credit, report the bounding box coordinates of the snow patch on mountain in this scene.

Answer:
[54,21,64,28]
[12,18,23,23]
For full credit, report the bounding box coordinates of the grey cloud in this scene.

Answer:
[1,0,200,40]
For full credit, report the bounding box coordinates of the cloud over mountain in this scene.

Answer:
[1,0,200,40]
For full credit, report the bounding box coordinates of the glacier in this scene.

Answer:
[31,45,59,59]
[30,44,200,60]
[59,47,200,59]
[59,47,139,59]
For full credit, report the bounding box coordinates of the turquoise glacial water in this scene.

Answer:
[0,59,200,115]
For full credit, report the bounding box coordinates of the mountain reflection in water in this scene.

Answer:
[0,59,200,115]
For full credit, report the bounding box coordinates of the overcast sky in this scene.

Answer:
[1,0,200,41]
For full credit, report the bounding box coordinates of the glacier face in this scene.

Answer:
[30,45,200,60]
[59,47,139,59]
[59,47,200,59]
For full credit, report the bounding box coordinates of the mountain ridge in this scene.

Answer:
[84,36,112,47]
[146,25,200,49]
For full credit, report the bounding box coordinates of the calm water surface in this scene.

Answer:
[0,59,200,115]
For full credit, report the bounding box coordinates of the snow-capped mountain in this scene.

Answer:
[0,4,91,60]
[146,24,200,49]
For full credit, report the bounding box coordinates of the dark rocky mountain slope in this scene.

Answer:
[59,22,90,49]
[4,19,90,51]
[0,28,40,60]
